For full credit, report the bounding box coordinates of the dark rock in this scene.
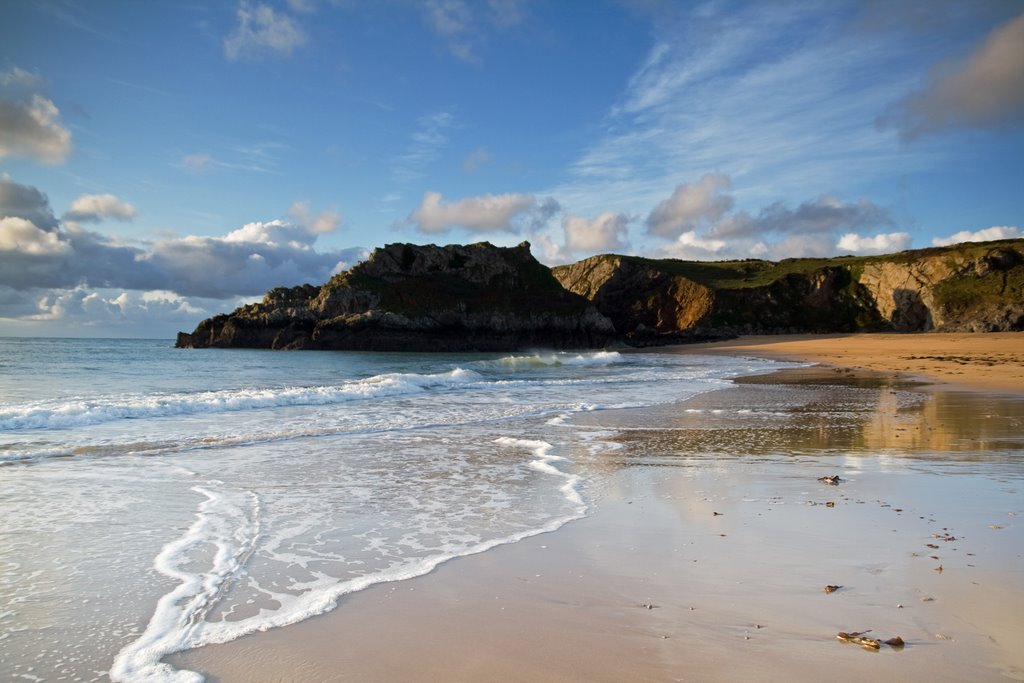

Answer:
[177,242,616,351]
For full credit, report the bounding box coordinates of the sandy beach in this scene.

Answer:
[668,332,1024,394]
[172,334,1024,682]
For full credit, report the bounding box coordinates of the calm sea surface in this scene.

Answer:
[0,338,790,682]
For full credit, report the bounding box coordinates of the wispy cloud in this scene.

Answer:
[420,0,527,64]
[178,140,286,175]
[545,3,937,222]
[462,146,492,173]
[391,110,456,185]
[32,0,112,39]
[224,1,307,60]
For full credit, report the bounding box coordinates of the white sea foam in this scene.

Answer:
[110,486,261,682]
[109,434,589,683]
[0,368,480,431]
[495,437,586,508]
[490,350,622,368]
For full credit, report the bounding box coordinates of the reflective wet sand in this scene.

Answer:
[173,369,1024,682]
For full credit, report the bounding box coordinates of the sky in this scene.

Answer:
[1,0,1022,338]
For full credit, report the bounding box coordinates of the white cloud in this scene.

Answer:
[531,233,570,264]
[656,230,730,260]
[406,191,538,234]
[563,212,629,253]
[1,177,366,299]
[0,93,72,164]
[641,174,896,260]
[881,14,1024,140]
[64,194,138,222]
[837,231,912,255]
[287,200,340,235]
[27,287,209,327]
[0,284,230,338]
[931,226,1021,246]
[646,174,733,238]
[224,1,307,60]
[0,216,71,255]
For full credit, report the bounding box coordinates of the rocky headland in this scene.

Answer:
[176,241,615,351]
[553,239,1024,345]
[177,239,1024,351]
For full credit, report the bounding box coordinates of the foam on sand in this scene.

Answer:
[110,437,589,682]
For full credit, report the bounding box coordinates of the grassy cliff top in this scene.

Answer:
[555,239,1023,290]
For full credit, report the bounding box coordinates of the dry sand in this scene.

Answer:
[667,332,1024,394]
[173,338,1024,683]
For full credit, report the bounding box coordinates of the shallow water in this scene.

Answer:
[169,369,1024,683]
[0,338,788,682]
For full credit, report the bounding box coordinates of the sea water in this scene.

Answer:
[0,338,791,682]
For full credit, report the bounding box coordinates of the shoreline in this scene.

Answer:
[171,341,1024,682]
[651,332,1024,395]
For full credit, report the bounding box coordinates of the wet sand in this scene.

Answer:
[173,354,1024,682]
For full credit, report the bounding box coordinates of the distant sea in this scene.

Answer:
[0,337,790,682]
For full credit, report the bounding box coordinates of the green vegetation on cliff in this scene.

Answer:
[553,239,1024,341]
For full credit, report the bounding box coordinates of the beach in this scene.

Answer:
[170,333,1024,683]
[670,332,1024,394]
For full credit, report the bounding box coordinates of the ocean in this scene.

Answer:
[0,337,792,683]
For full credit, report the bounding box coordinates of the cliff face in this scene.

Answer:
[552,240,1024,342]
[178,239,1023,352]
[857,245,1024,331]
[176,241,616,351]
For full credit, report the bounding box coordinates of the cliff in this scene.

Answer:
[178,239,1022,352]
[176,241,616,351]
[551,239,1024,344]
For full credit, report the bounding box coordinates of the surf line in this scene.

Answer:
[111,439,587,683]
[495,437,586,510]
[110,485,261,683]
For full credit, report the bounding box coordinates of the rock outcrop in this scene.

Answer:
[553,239,1024,342]
[176,241,616,351]
[857,244,1024,331]
[178,239,1023,352]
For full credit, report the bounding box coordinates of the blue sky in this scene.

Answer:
[1,0,1022,337]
